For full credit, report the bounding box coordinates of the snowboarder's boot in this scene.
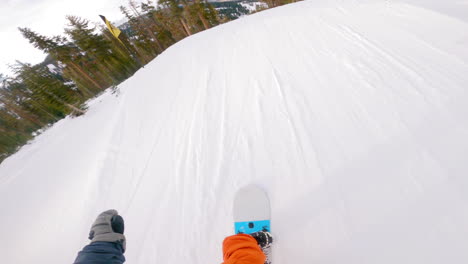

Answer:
[251,231,273,248]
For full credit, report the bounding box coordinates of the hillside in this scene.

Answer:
[1,0,468,263]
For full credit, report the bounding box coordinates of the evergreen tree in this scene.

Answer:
[2,0,241,163]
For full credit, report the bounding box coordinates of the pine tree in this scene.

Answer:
[158,0,193,36]
[19,27,104,94]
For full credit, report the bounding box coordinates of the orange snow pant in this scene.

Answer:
[222,234,265,264]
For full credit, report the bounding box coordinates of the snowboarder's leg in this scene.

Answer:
[250,231,273,264]
[73,209,126,264]
[222,234,266,264]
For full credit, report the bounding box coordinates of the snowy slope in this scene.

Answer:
[1,0,468,263]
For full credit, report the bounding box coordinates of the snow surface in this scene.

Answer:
[1,0,468,263]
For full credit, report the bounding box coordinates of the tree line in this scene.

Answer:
[0,0,299,164]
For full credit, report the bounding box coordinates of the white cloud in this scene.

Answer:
[0,0,142,75]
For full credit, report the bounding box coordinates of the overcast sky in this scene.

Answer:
[0,0,142,75]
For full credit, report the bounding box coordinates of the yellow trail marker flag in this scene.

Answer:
[99,15,122,41]
[99,14,144,67]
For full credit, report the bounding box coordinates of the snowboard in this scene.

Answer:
[233,184,271,264]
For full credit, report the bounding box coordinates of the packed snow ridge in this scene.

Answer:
[1,0,468,263]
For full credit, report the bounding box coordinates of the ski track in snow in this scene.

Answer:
[1,0,468,263]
